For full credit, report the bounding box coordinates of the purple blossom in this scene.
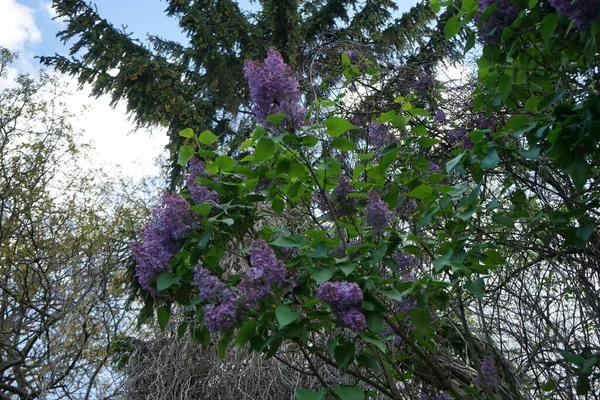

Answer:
[244,48,305,129]
[345,49,360,63]
[332,176,357,217]
[240,238,296,309]
[475,0,519,44]
[434,109,447,123]
[368,123,395,149]
[413,75,434,96]
[186,158,219,205]
[131,193,195,292]
[316,281,363,311]
[429,162,442,174]
[448,126,474,149]
[549,0,599,31]
[203,302,237,333]
[392,253,419,270]
[337,308,367,332]
[365,190,392,236]
[194,266,236,303]
[474,355,499,390]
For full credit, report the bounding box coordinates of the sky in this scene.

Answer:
[0,0,420,179]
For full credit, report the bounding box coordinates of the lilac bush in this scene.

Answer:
[317,281,366,332]
[131,193,195,291]
[243,48,305,129]
[368,123,395,150]
[185,157,219,205]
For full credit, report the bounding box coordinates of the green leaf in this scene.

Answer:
[492,213,515,227]
[419,137,440,147]
[272,197,285,214]
[461,0,478,12]
[332,386,364,400]
[465,277,486,298]
[156,271,182,293]
[198,130,218,145]
[410,308,430,335]
[179,127,194,138]
[445,15,461,39]
[296,389,325,400]
[311,268,333,284]
[266,112,286,126]
[326,117,356,137]
[499,74,512,102]
[332,137,359,151]
[217,331,233,360]
[540,13,559,43]
[254,138,276,163]
[235,320,257,349]
[192,203,212,216]
[271,235,305,248]
[157,306,170,331]
[276,305,300,329]
[504,114,529,131]
[214,155,236,171]
[406,185,433,199]
[446,153,464,173]
[381,288,403,302]
[481,148,500,169]
[308,242,328,259]
[359,333,386,352]
[177,145,195,166]
[539,89,566,111]
[565,157,590,190]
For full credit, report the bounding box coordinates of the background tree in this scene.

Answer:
[40,0,465,186]
[0,49,151,400]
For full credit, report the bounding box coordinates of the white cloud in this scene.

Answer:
[41,1,66,26]
[59,76,169,179]
[0,0,42,50]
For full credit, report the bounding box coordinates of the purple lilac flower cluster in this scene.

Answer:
[549,0,599,31]
[239,239,296,309]
[368,123,396,150]
[365,190,393,236]
[392,252,419,271]
[243,48,305,129]
[429,162,442,174]
[332,176,357,217]
[185,157,220,205]
[473,355,499,390]
[194,266,238,333]
[448,126,474,150]
[434,109,447,123]
[317,281,366,332]
[131,193,196,292]
[413,74,434,96]
[474,0,519,44]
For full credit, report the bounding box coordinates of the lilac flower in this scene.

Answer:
[203,302,237,333]
[474,355,499,390]
[420,392,451,400]
[473,113,495,130]
[434,109,447,123]
[244,48,305,129]
[240,238,296,309]
[381,322,403,346]
[413,75,434,96]
[316,281,363,311]
[194,266,236,303]
[475,0,519,44]
[368,123,395,150]
[131,193,195,292]
[332,176,357,217]
[448,126,473,149]
[365,190,392,236]
[429,162,442,174]
[186,158,219,205]
[392,253,419,271]
[549,0,599,31]
[345,49,360,63]
[337,308,367,332]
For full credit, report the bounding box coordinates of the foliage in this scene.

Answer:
[128,1,600,399]
[0,49,149,400]
[40,0,464,186]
